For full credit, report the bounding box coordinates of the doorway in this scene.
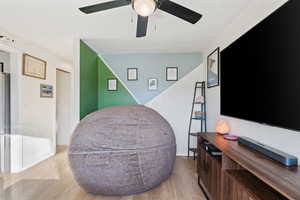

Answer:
[56,69,71,147]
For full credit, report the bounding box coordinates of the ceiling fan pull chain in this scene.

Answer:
[130,10,134,23]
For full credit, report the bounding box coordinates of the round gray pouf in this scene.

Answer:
[68,105,176,196]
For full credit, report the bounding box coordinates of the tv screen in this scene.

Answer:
[221,0,300,131]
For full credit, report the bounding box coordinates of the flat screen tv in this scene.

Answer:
[221,0,300,132]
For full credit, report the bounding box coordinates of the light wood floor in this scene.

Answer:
[1,147,206,200]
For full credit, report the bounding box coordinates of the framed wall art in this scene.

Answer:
[207,47,220,88]
[148,78,158,91]
[166,67,178,81]
[107,78,118,91]
[23,54,47,80]
[127,68,138,81]
[40,84,53,98]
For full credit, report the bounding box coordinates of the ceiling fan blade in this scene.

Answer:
[79,0,131,14]
[158,0,202,24]
[136,15,148,38]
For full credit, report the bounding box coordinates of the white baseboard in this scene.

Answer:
[11,152,54,173]
[176,153,188,157]
[22,152,55,172]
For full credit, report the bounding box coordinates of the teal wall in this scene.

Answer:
[80,41,137,119]
[80,40,99,120]
[101,53,202,104]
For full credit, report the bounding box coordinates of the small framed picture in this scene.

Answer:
[127,68,138,81]
[107,78,118,91]
[148,78,158,91]
[166,67,178,81]
[40,84,53,98]
[207,47,220,88]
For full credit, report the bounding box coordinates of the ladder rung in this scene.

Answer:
[192,117,206,120]
[194,102,204,104]
[189,148,197,153]
[190,132,200,136]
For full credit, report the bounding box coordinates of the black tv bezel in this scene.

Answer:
[220,47,300,133]
[219,0,300,133]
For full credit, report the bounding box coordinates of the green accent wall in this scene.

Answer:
[80,41,137,119]
[80,41,99,120]
[98,57,137,109]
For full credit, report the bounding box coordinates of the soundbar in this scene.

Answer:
[237,137,298,167]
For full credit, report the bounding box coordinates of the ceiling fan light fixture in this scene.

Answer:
[133,0,157,17]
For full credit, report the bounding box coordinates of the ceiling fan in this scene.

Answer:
[79,0,202,38]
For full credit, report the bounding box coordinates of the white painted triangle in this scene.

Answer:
[146,65,204,156]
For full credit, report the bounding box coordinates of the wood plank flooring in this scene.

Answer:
[1,147,206,200]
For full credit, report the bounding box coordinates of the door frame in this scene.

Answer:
[55,68,71,149]
[0,43,23,173]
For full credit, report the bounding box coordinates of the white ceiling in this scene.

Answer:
[0,0,251,62]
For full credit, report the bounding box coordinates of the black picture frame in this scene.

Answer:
[107,78,118,91]
[0,62,4,73]
[127,68,138,81]
[166,67,178,81]
[207,47,220,88]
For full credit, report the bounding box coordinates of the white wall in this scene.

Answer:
[20,62,57,168]
[147,66,204,156]
[56,70,71,145]
[203,0,300,160]
[0,27,72,172]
